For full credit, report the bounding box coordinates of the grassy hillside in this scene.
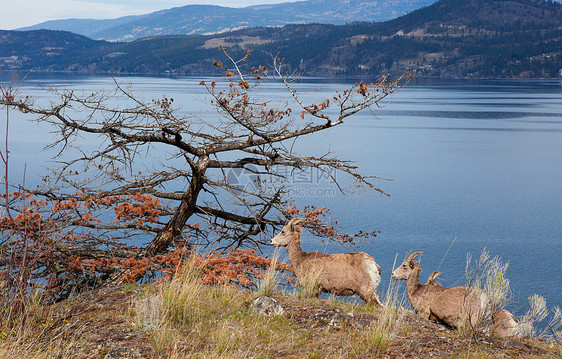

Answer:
[2,279,559,358]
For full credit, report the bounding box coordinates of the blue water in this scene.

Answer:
[2,73,561,319]
[309,79,562,318]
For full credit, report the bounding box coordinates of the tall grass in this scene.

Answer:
[463,249,562,345]
[363,269,408,352]
[257,248,282,297]
[516,294,549,337]
[462,249,513,337]
[543,306,562,343]
[0,290,89,359]
[160,259,203,327]
[133,255,256,358]
[1,72,37,333]
[295,268,322,299]
[135,256,203,331]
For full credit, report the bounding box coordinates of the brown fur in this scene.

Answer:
[490,309,518,337]
[392,252,485,328]
[272,218,382,306]
[393,253,518,337]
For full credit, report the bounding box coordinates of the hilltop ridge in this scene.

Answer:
[18,0,436,42]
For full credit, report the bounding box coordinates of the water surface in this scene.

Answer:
[3,73,561,318]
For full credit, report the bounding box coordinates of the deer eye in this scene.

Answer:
[281,230,285,234]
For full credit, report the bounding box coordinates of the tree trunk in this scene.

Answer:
[142,193,197,256]
[106,155,209,285]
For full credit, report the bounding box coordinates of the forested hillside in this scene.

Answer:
[2,0,561,78]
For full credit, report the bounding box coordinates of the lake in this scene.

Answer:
[2,73,561,320]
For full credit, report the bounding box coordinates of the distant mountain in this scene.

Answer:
[0,30,109,70]
[18,0,437,41]
[2,0,561,79]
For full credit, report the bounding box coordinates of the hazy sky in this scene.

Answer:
[0,0,300,30]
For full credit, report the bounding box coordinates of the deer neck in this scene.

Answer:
[286,237,305,269]
[405,268,423,308]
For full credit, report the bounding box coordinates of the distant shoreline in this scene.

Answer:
[2,69,561,81]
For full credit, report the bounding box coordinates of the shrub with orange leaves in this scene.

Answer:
[60,246,294,291]
[194,248,292,289]
[114,193,161,225]
[0,190,170,301]
[0,188,294,301]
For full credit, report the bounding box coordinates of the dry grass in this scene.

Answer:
[295,267,322,299]
[133,257,258,358]
[257,248,283,297]
[363,277,409,352]
[126,256,559,358]
[0,258,559,358]
[0,290,91,359]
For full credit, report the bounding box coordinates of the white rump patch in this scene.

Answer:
[366,258,382,288]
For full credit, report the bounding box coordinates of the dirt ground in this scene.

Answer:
[38,285,558,358]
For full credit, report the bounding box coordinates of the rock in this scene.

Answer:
[312,309,355,327]
[103,347,142,359]
[290,306,374,328]
[250,296,284,316]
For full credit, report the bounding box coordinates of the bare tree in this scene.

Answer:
[1,50,411,290]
